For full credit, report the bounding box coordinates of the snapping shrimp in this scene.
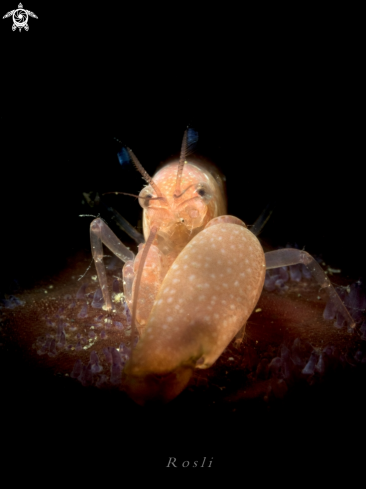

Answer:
[89,130,355,405]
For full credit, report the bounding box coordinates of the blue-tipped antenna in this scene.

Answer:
[117,146,130,166]
[187,127,199,151]
[174,127,199,197]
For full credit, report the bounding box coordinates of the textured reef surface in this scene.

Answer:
[1,243,365,411]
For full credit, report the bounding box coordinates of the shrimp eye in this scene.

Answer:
[138,188,154,209]
[195,183,212,202]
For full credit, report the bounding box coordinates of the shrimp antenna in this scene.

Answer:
[174,130,188,197]
[175,128,199,197]
[114,138,163,198]
[127,148,163,199]
[130,225,159,341]
[102,191,161,201]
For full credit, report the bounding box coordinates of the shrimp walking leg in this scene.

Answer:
[90,218,135,312]
[265,248,355,329]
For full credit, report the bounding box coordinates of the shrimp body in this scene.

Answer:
[91,131,351,405]
[122,150,266,404]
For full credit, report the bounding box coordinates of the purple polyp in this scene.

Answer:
[290,338,307,367]
[264,267,289,292]
[71,359,83,378]
[277,267,289,283]
[110,347,122,366]
[269,357,282,378]
[354,350,363,362]
[119,343,131,362]
[103,347,113,364]
[48,339,57,356]
[69,321,77,331]
[323,289,352,331]
[289,264,302,282]
[302,351,319,375]
[90,350,98,363]
[56,330,66,348]
[37,337,52,356]
[78,363,93,386]
[322,345,333,357]
[77,304,88,319]
[91,288,104,309]
[315,353,326,375]
[76,283,88,300]
[280,345,292,381]
[10,295,24,306]
[345,282,366,323]
[264,274,277,292]
[95,374,108,388]
[56,321,65,337]
[100,330,106,339]
[124,303,131,325]
[113,321,124,330]
[75,341,82,351]
[0,295,24,309]
[334,311,346,329]
[323,298,337,321]
[90,351,103,374]
[301,264,312,279]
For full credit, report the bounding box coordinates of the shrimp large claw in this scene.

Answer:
[124,218,266,404]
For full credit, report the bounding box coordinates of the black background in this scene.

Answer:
[1,3,364,480]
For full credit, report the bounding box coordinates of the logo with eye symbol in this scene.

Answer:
[3,3,38,31]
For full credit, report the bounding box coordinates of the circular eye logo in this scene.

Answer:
[3,3,38,31]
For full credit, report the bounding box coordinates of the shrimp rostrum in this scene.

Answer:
[89,131,354,405]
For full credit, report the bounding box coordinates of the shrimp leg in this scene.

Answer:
[90,218,135,312]
[265,249,355,329]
